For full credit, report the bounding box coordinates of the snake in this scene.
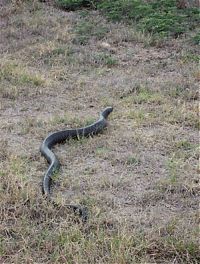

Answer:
[40,107,113,221]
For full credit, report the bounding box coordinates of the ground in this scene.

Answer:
[0,1,199,263]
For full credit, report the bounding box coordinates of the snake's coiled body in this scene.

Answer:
[40,107,113,221]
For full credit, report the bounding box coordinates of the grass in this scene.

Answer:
[92,53,118,67]
[0,61,45,86]
[192,32,200,45]
[73,18,109,45]
[126,156,140,166]
[166,157,181,184]
[57,0,200,40]
[131,88,165,105]
[0,0,199,263]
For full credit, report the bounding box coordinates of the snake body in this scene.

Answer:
[40,107,113,221]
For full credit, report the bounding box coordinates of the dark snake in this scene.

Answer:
[40,107,113,221]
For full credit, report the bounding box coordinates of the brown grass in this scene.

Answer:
[0,1,199,263]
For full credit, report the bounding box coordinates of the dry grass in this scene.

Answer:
[0,1,199,263]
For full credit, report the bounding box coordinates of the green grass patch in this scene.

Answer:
[57,0,199,39]
[166,157,181,184]
[93,53,118,67]
[180,52,200,63]
[0,62,45,86]
[175,140,193,151]
[122,87,165,105]
[97,0,199,38]
[50,114,71,126]
[0,85,19,100]
[160,104,199,130]
[73,18,109,45]
[125,108,157,127]
[96,146,110,157]
[0,155,31,202]
[50,114,94,127]
[126,156,140,166]
[163,83,198,101]
[133,88,164,104]
[37,44,76,66]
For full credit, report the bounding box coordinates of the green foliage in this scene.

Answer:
[56,0,199,38]
[97,0,199,37]
[97,0,153,21]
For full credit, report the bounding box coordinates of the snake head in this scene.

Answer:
[101,107,113,119]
